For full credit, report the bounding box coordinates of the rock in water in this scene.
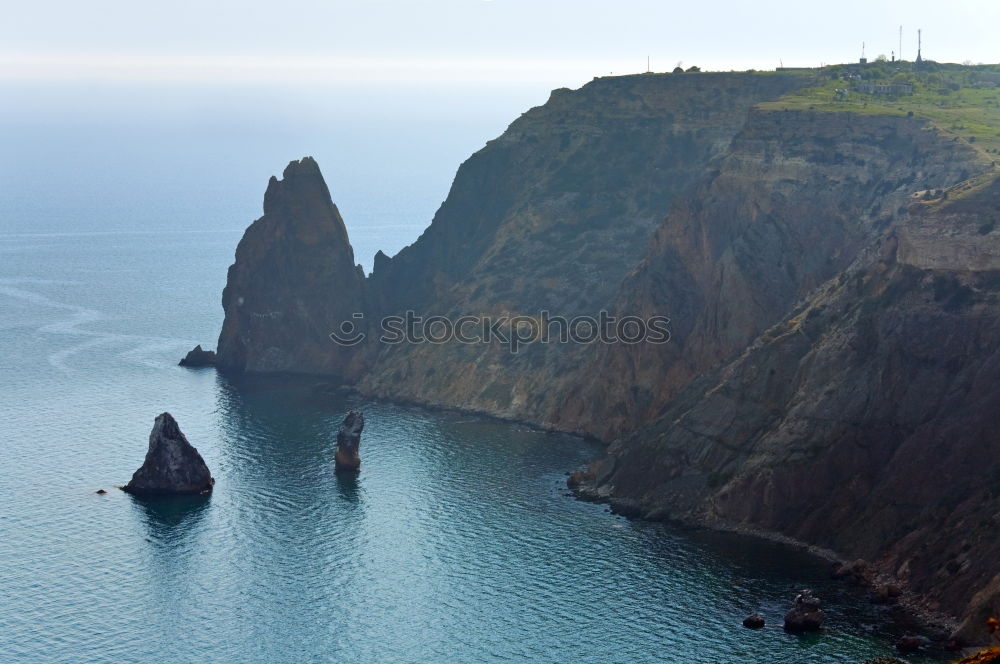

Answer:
[216,157,367,377]
[783,589,825,632]
[334,410,364,473]
[123,413,214,495]
[742,613,765,629]
[178,344,217,367]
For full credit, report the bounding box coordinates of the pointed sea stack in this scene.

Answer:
[123,413,214,495]
[334,410,364,473]
[216,157,368,377]
[178,344,217,367]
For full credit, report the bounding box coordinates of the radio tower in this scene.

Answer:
[899,25,903,61]
[916,29,923,66]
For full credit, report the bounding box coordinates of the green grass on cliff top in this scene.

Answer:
[758,61,1000,158]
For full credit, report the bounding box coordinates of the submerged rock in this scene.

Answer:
[123,413,214,495]
[179,345,217,367]
[334,410,364,473]
[742,613,765,629]
[783,589,825,632]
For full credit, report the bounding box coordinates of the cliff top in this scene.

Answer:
[757,61,1000,157]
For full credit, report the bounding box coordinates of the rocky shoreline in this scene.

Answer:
[201,68,1000,646]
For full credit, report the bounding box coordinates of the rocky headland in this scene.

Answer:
[209,65,1000,644]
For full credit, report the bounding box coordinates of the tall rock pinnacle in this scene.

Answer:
[216,157,368,376]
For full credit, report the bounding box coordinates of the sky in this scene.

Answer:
[2,0,999,256]
[2,0,999,86]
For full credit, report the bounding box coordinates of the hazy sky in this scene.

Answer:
[3,0,999,86]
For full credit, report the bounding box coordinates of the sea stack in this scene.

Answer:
[123,413,214,495]
[216,157,368,377]
[334,410,364,473]
[178,344,217,367]
[783,589,825,632]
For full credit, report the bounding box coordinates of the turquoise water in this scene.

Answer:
[0,83,940,663]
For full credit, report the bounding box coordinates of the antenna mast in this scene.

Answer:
[899,25,903,61]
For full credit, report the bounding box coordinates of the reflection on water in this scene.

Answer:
[129,492,212,537]
[3,366,948,663]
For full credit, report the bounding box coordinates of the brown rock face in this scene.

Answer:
[359,73,811,425]
[123,413,214,495]
[334,410,364,473]
[212,72,1000,640]
[572,178,1000,639]
[216,157,367,378]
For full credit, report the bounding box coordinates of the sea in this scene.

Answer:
[0,78,943,663]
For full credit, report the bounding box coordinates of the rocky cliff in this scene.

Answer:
[213,69,1000,640]
[572,177,1000,643]
[217,157,367,377]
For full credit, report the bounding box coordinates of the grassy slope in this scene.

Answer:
[758,62,1000,158]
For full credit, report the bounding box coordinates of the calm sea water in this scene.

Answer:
[0,81,939,663]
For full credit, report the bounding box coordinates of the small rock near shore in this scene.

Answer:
[123,413,214,495]
[179,345,217,367]
[832,558,875,587]
[870,583,903,604]
[334,410,364,473]
[742,613,765,629]
[783,589,826,632]
[895,635,931,653]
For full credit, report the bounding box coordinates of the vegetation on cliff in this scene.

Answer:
[760,62,1000,155]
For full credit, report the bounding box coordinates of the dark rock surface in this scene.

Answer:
[334,410,364,473]
[216,157,367,377]
[783,590,825,632]
[123,413,214,495]
[178,344,217,367]
[742,613,765,629]
[570,177,1000,640]
[895,635,930,653]
[833,559,875,588]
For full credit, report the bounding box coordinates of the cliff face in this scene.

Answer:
[572,178,1000,640]
[214,71,1000,639]
[358,73,811,420]
[217,157,367,377]
[553,110,984,439]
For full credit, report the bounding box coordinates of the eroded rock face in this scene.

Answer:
[334,410,364,473]
[123,413,214,495]
[570,178,1000,641]
[216,157,368,378]
[178,344,217,367]
[212,74,1000,641]
[783,590,825,632]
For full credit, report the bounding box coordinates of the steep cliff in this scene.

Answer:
[212,68,1000,640]
[571,176,1000,641]
[554,109,986,439]
[217,157,367,377]
[358,73,812,420]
